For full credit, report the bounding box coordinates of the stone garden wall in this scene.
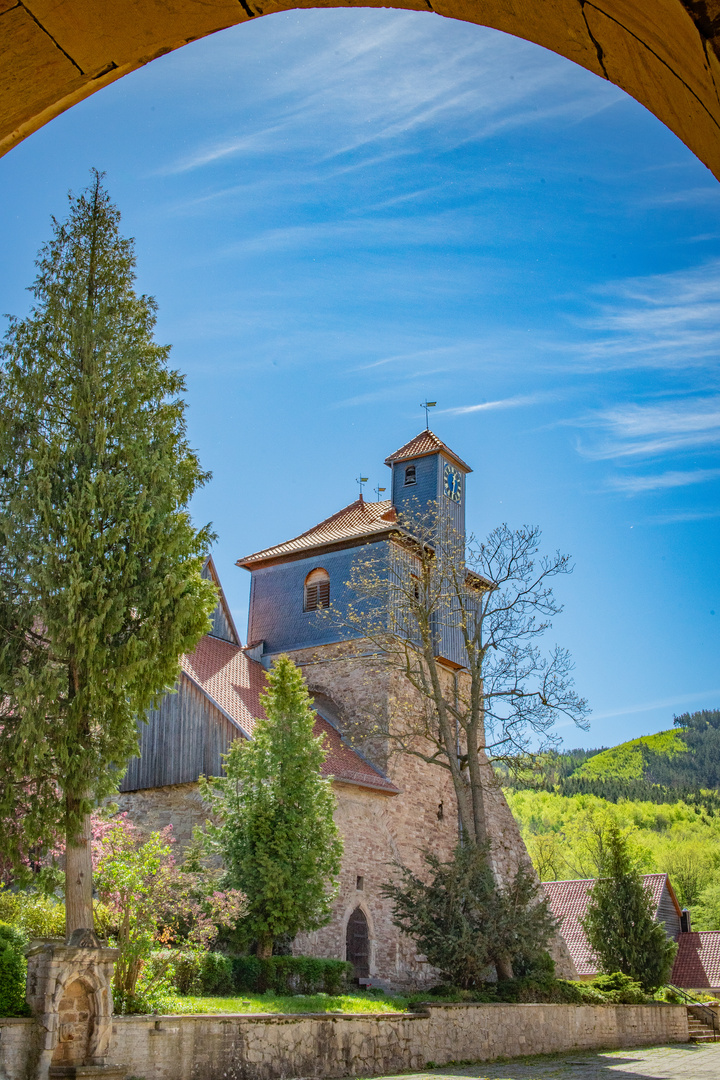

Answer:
[0,1003,688,1080]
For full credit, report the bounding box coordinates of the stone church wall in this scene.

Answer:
[117,637,576,987]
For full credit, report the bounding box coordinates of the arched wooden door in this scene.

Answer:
[346,907,369,979]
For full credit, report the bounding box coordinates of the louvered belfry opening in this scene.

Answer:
[346,907,370,979]
[304,567,330,612]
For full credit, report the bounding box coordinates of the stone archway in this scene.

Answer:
[1,2,720,179]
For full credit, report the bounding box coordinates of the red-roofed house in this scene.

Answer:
[543,873,698,983]
[671,932,720,992]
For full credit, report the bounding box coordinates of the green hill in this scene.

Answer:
[502,709,720,811]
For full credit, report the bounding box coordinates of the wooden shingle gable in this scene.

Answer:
[202,555,241,646]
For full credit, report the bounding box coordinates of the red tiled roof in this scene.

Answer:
[181,634,265,738]
[237,498,398,568]
[672,932,720,989]
[314,715,399,794]
[542,874,674,978]
[384,429,472,473]
[181,635,397,794]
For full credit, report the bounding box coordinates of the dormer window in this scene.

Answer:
[404,465,416,486]
[305,568,330,612]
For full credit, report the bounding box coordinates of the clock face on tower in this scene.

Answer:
[443,463,462,503]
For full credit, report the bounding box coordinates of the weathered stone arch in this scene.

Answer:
[1,2,720,179]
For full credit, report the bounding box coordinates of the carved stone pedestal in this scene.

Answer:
[25,930,124,1080]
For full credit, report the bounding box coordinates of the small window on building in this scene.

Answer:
[305,568,330,612]
[404,465,416,486]
[356,875,364,891]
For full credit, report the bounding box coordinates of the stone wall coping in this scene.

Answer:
[113,1010,423,1024]
[412,1000,683,1010]
[0,1017,35,1026]
[25,942,119,962]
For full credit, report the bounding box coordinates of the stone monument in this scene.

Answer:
[25,930,124,1080]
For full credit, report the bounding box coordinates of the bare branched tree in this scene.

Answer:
[329,503,589,850]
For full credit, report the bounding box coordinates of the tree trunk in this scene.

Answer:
[65,804,94,937]
[256,936,273,960]
[495,955,514,981]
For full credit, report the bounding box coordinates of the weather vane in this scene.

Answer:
[374,485,387,502]
[356,475,369,498]
[421,399,437,429]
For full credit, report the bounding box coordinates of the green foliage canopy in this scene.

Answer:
[0,171,217,859]
[382,843,558,989]
[580,822,677,992]
[0,923,29,1017]
[205,654,343,958]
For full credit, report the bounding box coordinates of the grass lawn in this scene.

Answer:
[170,991,411,1014]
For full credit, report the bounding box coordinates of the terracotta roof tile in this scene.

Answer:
[384,429,472,473]
[314,714,399,794]
[237,498,397,568]
[542,874,673,978]
[181,635,265,738]
[180,635,397,793]
[672,932,720,989]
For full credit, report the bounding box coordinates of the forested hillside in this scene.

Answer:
[502,709,720,812]
[502,709,720,930]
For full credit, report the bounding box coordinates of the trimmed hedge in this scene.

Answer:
[0,923,30,1017]
[232,956,352,995]
[148,950,234,996]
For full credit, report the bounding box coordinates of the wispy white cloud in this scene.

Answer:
[651,507,720,524]
[441,392,556,416]
[572,260,720,372]
[163,11,623,177]
[590,688,720,723]
[607,467,720,494]
[575,396,720,462]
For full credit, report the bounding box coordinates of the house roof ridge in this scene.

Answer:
[384,429,472,473]
[236,498,397,567]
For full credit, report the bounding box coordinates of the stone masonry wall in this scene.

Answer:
[290,640,577,982]
[0,1004,690,1080]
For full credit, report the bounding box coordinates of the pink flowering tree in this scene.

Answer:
[91,814,245,1006]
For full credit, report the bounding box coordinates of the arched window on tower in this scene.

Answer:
[404,464,416,486]
[346,907,370,979]
[304,568,330,612]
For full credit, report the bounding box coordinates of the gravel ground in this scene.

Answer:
[373,1043,720,1080]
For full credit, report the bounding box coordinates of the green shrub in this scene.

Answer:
[0,923,30,1017]
[588,972,648,1003]
[0,886,65,939]
[147,950,234,996]
[232,956,352,995]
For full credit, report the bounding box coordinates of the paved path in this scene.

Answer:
[377,1044,720,1080]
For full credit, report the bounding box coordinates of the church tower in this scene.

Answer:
[237,429,472,666]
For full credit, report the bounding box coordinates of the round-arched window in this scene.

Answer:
[304,568,330,612]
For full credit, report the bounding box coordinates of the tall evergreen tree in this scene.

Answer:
[0,171,217,935]
[580,822,677,991]
[205,655,343,958]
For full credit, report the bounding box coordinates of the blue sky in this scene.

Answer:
[1,9,718,749]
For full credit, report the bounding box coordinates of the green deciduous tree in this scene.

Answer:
[0,171,217,936]
[204,655,343,959]
[580,822,677,991]
[381,843,558,989]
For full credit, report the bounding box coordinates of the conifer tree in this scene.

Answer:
[205,655,343,959]
[0,171,217,935]
[580,822,677,991]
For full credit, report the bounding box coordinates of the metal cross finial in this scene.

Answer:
[421,399,437,428]
[374,485,387,502]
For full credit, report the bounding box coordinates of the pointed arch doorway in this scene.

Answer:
[346,907,370,980]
